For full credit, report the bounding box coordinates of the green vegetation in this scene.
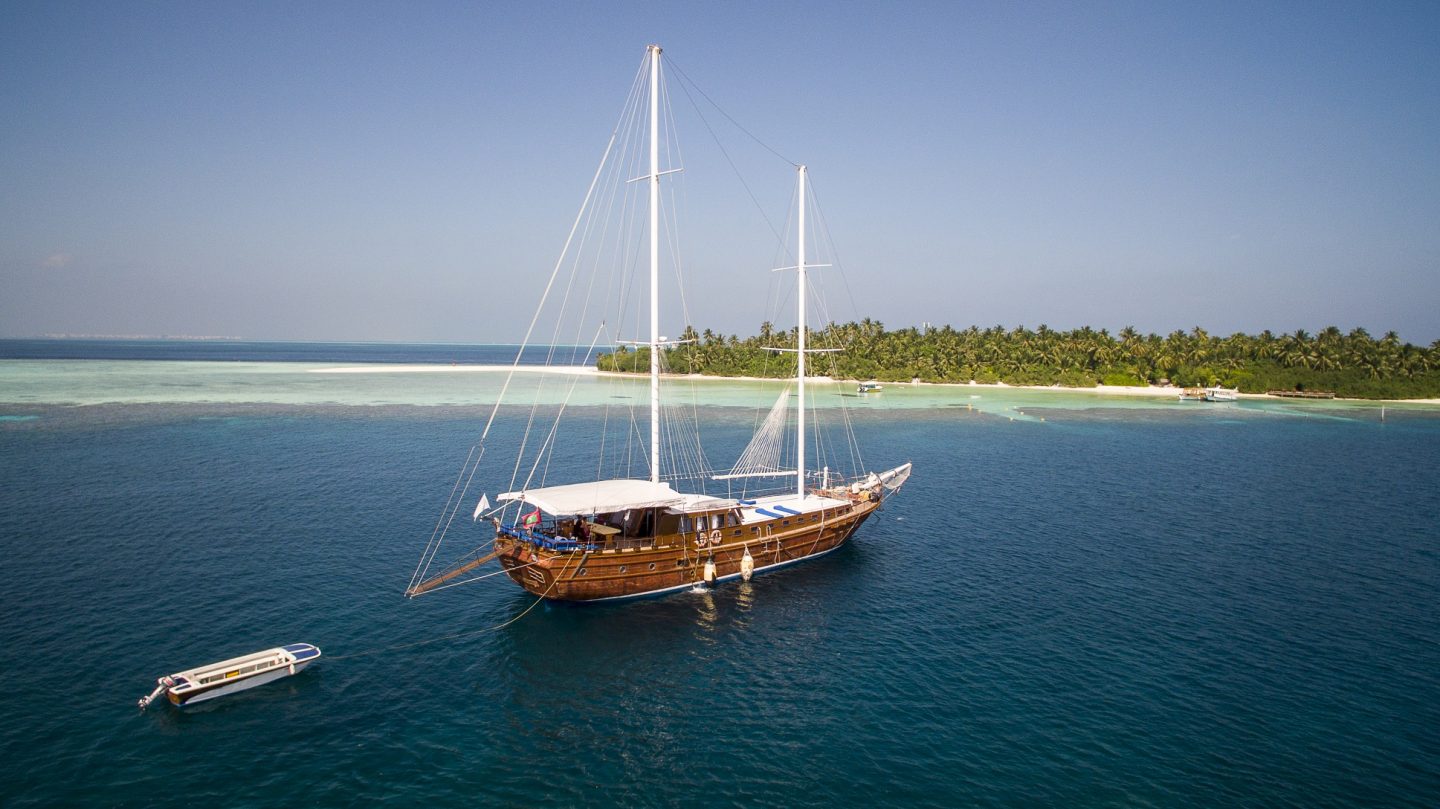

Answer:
[597,322,1440,400]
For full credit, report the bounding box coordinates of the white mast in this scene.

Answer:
[795,165,807,499]
[648,44,662,484]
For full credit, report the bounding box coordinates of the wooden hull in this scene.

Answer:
[494,495,881,602]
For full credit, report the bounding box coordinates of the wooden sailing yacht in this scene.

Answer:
[407,45,911,602]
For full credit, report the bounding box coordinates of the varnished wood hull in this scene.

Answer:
[494,496,881,602]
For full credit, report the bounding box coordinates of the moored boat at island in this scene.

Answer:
[406,45,911,603]
[1204,385,1238,402]
[138,643,321,708]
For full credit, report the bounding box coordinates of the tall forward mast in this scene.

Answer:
[647,43,662,484]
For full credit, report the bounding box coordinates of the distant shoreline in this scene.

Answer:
[308,364,1440,404]
[639,372,1440,405]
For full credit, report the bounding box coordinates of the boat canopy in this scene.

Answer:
[499,479,691,515]
[666,494,736,514]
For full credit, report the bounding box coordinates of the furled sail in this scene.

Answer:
[714,386,794,480]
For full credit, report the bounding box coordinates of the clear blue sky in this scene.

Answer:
[3,1,1438,343]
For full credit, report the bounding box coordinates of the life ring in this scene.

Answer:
[695,533,707,548]
[709,529,722,546]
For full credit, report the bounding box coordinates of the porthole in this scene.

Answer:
[618,565,627,574]
[675,559,685,568]
[578,568,588,576]
[648,562,656,571]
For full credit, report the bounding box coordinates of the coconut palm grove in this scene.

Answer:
[597,322,1440,399]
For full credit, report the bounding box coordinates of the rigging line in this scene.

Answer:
[409,443,478,593]
[562,65,646,358]
[662,184,696,336]
[804,179,864,342]
[544,60,647,371]
[436,84,632,553]
[329,555,575,662]
[666,56,797,166]
[518,324,609,495]
[668,62,790,251]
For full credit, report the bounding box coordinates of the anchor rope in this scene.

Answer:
[331,554,576,662]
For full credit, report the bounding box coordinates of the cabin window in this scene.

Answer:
[726,510,741,527]
[679,516,692,533]
[782,519,790,526]
[695,515,708,532]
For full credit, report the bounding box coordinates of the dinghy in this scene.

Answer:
[138,643,321,708]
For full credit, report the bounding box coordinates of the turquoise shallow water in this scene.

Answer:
[1,344,1438,806]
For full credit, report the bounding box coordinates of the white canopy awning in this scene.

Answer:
[498,479,686,515]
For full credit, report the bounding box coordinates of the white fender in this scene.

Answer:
[740,548,754,581]
[703,559,716,584]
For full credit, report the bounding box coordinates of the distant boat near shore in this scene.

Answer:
[1268,389,1336,399]
[1178,388,1206,401]
[1204,386,1238,402]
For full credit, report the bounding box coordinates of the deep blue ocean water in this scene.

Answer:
[1,342,1438,806]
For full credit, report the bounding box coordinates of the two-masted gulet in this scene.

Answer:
[406,45,911,603]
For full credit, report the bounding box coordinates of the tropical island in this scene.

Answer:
[597,321,1440,400]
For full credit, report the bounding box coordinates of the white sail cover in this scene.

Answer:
[498,479,686,515]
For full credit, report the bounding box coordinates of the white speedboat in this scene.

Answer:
[1204,386,1238,402]
[857,382,884,393]
[138,643,321,708]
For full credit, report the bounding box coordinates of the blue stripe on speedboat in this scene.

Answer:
[755,508,783,518]
[773,505,801,515]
